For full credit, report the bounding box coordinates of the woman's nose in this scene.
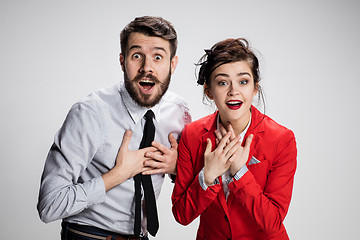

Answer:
[227,84,240,96]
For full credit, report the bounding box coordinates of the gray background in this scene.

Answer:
[1,0,359,239]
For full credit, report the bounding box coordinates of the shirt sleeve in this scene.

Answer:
[168,102,192,183]
[37,103,106,223]
[233,164,248,181]
[199,168,220,191]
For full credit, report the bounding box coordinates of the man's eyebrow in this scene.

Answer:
[127,45,167,53]
[154,47,166,53]
[128,45,141,51]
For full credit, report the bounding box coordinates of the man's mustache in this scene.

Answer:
[134,73,162,84]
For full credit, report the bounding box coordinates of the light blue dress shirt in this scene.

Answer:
[37,82,191,235]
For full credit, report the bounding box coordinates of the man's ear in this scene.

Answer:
[119,53,125,71]
[170,56,179,74]
[204,84,213,99]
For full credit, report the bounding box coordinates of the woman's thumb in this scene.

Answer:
[204,138,212,155]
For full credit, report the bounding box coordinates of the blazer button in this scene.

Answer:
[224,215,229,221]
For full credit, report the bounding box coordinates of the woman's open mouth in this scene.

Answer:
[226,100,243,110]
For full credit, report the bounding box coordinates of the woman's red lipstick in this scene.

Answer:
[226,100,243,110]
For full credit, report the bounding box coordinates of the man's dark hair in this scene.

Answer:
[120,16,177,58]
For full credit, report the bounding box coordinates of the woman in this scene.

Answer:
[172,38,297,239]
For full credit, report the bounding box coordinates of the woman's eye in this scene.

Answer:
[154,55,162,60]
[218,81,227,86]
[240,80,248,85]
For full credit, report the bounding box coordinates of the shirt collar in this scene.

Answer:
[119,82,161,124]
[216,112,252,140]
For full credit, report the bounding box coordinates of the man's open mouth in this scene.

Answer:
[139,79,155,91]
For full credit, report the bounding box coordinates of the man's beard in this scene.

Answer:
[124,69,171,108]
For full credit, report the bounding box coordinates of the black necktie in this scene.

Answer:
[134,110,159,237]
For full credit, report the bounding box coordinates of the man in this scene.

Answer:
[37,16,191,240]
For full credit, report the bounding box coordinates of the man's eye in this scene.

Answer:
[154,55,162,60]
[132,53,142,59]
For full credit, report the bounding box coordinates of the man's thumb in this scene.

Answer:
[120,130,132,150]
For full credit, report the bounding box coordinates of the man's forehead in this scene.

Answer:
[126,32,171,53]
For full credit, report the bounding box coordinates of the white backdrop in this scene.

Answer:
[1,0,359,239]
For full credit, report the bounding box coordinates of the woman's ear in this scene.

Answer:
[204,84,213,99]
[253,83,259,97]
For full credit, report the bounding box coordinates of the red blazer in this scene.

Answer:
[172,106,297,240]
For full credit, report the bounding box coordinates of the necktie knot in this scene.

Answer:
[144,110,154,120]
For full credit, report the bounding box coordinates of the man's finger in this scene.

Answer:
[119,130,132,151]
[140,146,158,156]
[145,152,165,162]
[168,133,178,150]
[142,168,164,175]
[151,141,170,155]
[144,159,163,168]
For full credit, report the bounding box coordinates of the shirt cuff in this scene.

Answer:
[233,165,249,181]
[199,168,219,191]
[83,176,106,205]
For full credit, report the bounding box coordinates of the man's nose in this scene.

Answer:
[139,56,153,73]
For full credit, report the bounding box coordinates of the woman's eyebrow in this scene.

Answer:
[214,72,251,78]
[213,73,229,78]
[237,72,251,77]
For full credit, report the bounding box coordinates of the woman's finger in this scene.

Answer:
[219,123,230,144]
[204,138,212,156]
[219,123,227,137]
[243,134,254,156]
[223,135,241,155]
[225,141,241,159]
[217,132,231,150]
[226,122,236,140]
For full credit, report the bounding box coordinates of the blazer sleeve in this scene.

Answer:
[228,128,297,234]
[172,126,222,226]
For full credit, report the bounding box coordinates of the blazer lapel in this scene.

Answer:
[244,106,265,164]
[201,112,218,152]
